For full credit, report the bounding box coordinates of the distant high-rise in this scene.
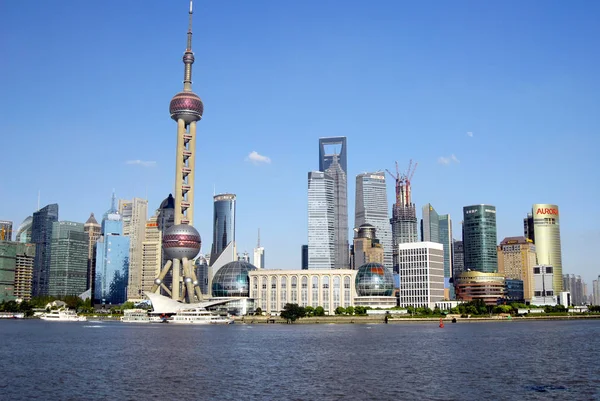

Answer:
[141,213,161,295]
[438,215,453,280]
[497,236,537,301]
[355,172,392,270]
[49,221,88,297]
[84,213,101,292]
[95,206,130,305]
[0,242,35,302]
[308,171,335,269]
[397,242,445,308]
[118,197,148,300]
[523,213,535,243]
[211,194,236,263]
[0,221,13,241]
[194,255,211,296]
[452,240,464,278]
[421,204,440,243]
[31,203,59,297]
[563,274,584,306]
[388,160,418,271]
[531,204,563,293]
[319,137,349,269]
[462,205,497,273]
[593,277,600,306]
[15,216,33,243]
[253,229,265,269]
[301,245,308,270]
[351,224,384,269]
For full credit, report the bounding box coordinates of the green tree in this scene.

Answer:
[280,303,306,323]
[354,306,367,315]
[335,306,345,315]
[314,306,325,316]
[255,307,263,315]
[345,306,354,316]
[305,306,315,317]
[120,301,135,311]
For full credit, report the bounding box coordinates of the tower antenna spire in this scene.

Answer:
[183,0,195,92]
[257,228,261,248]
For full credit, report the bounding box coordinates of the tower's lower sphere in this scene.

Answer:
[169,91,204,123]
[163,224,201,260]
[355,263,394,296]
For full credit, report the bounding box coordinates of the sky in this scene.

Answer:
[1,1,599,286]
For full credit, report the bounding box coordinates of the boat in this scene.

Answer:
[0,312,24,319]
[170,307,233,325]
[40,308,87,322]
[120,309,151,323]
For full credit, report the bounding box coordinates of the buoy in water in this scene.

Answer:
[439,318,444,328]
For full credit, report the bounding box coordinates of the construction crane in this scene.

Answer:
[386,159,418,207]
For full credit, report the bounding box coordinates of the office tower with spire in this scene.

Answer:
[253,229,265,269]
[308,171,335,269]
[31,203,59,297]
[95,198,130,305]
[48,221,88,297]
[0,221,13,241]
[318,137,349,269]
[84,213,101,292]
[387,161,418,271]
[151,1,204,304]
[355,172,392,270]
[118,198,148,301]
[463,205,498,273]
[211,194,236,263]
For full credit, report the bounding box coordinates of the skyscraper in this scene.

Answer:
[253,229,265,269]
[462,205,497,273]
[319,137,349,269]
[355,172,392,270]
[150,1,203,304]
[420,204,440,243]
[452,239,464,278]
[48,221,88,297]
[351,224,384,269]
[0,242,35,302]
[95,208,130,305]
[593,277,599,306]
[0,221,13,241]
[141,213,161,294]
[84,213,101,292]
[563,274,584,306]
[389,160,418,271]
[438,215,453,280]
[118,197,148,301]
[497,236,537,301]
[31,203,59,297]
[211,194,236,263]
[308,171,335,269]
[531,204,563,293]
[15,216,33,243]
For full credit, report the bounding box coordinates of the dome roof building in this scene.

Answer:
[355,263,394,297]
[212,261,257,297]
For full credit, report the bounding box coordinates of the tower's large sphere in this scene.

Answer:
[169,91,203,123]
[355,263,394,296]
[212,261,257,297]
[162,224,201,260]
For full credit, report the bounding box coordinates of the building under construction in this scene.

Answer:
[387,160,418,272]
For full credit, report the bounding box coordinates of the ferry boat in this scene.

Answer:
[40,308,87,322]
[120,309,151,323]
[0,312,24,319]
[170,308,233,325]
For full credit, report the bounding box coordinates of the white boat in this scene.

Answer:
[170,307,233,325]
[0,312,24,319]
[121,309,151,323]
[40,308,86,322]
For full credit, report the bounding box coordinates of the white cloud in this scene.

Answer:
[438,154,460,165]
[245,151,271,164]
[466,131,474,137]
[126,160,157,167]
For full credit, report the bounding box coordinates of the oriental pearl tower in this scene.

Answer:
[150,0,204,303]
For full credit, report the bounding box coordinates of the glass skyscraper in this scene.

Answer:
[31,203,59,297]
[438,214,453,279]
[94,211,130,305]
[462,205,497,273]
[308,171,335,269]
[48,221,88,297]
[355,172,393,270]
[211,194,236,263]
[421,203,440,243]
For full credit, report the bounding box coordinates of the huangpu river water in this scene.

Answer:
[1,319,599,400]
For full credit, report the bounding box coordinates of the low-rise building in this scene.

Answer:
[455,271,505,305]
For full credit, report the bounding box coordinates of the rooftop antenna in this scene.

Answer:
[257,228,261,248]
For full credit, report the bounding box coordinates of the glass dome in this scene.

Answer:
[212,261,257,297]
[355,263,394,296]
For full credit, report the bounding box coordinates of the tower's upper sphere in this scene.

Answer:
[355,263,394,296]
[162,224,201,260]
[169,91,204,123]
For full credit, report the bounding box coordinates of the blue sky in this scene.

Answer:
[1,1,599,286]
